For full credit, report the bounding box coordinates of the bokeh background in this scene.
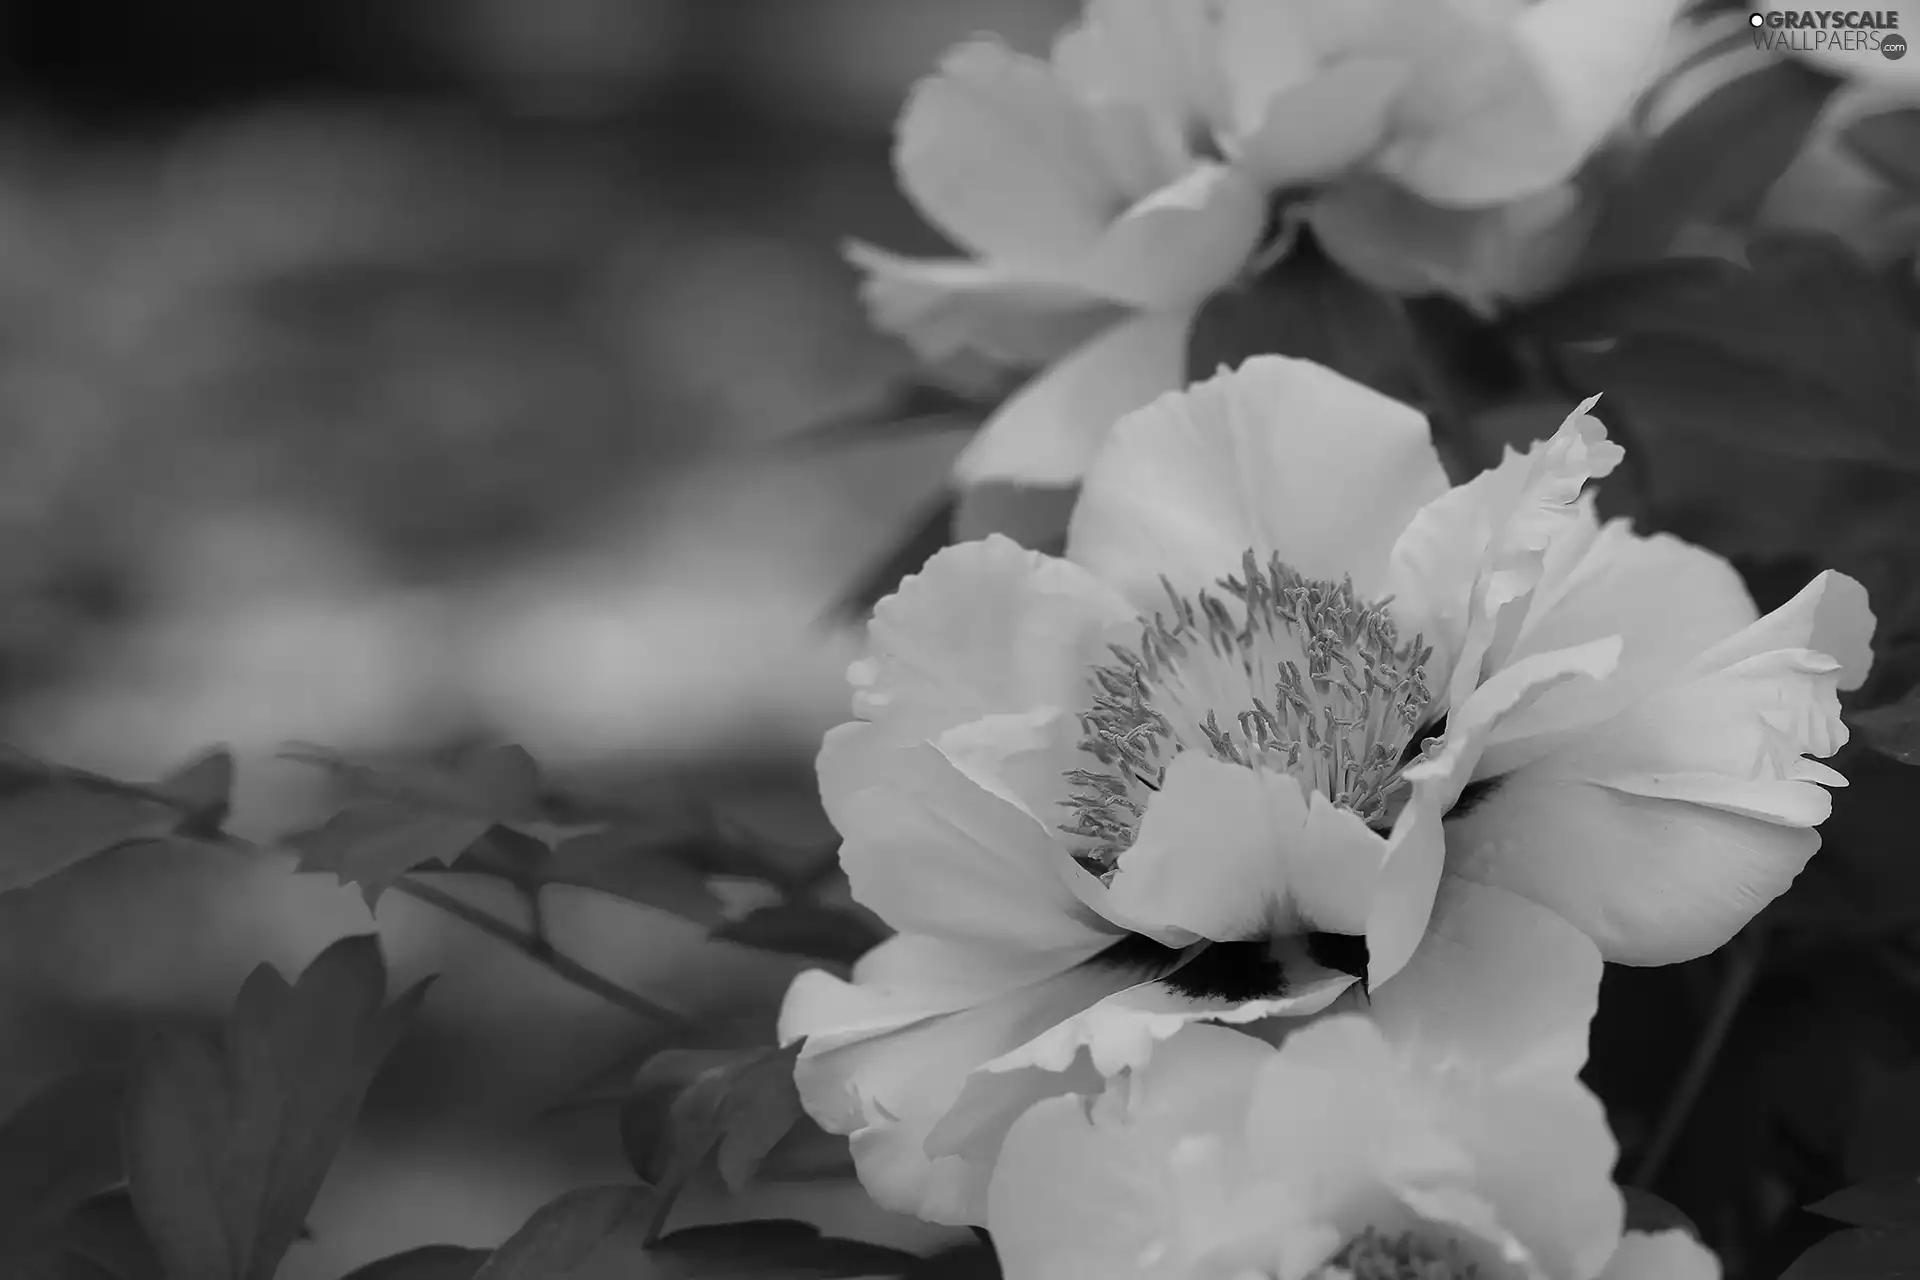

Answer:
[0,2,1085,1273]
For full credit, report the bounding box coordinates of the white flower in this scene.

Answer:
[985,880,1720,1280]
[780,355,1872,1225]
[853,0,1267,489]
[855,0,1682,489]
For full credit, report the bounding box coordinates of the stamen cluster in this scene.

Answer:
[1063,550,1435,872]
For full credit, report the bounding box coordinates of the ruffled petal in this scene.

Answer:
[832,734,1122,951]
[955,310,1191,487]
[1070,356,1451,606]
[1106,754,1388,942]
[896,41,1134,269]
[1473,518,1756,779]
[845,241,1115,368]
[783,942,1146,1226]
[1447,571,1873,965]
[1386,399,1623,715]
[1073,163,1267,309]
[851,534,1137,739]
[1599,1230,1723,1280]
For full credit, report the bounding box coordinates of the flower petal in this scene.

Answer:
[1070,356,1450,605]
[1381,0,1679,206]
[1053,0,1232,132]
[845,241,1116,368]
[1237,58,1414,190]
[896,41,1135,269]
[1599,1230,1723,1280]
[1370,878,1603,1080]
[850,534,1137,740]
[784,942,1147,1226]
[1472,518,1757,778]
[987,1025,1277,1280]
[955,310,1191,487]
[833,734,1122,951]
[1386,399,1623,715]
[1073,163,1267,309]
[1106,754,1387,942]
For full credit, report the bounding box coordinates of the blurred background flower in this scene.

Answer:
[0,0,1084,1273]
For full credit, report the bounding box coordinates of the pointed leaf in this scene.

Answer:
[468,1185,651,1280]
[1555,235,1920,470]
[157,749,235,836]
[0,1070,127,1244]
[621,1044,805,1233]
[540,829,723,923]
[340,1244,490,1280]
[647,1220,922,1279]
[124,934,430,1280]
[281,743,545,825]
[1186,236,1420,404]
[711,904,888,967]
[286,804,494,908]
[777,381,993,453]
[829,495,957,625]
[1780,1227,1920,1280]
[1,1192,165,1280]
[1814,1181,1920,1231]
[0,779,179,898]
[1843,110,1920,194]
[1582,59,1839,270]
[1852,689,1920,767]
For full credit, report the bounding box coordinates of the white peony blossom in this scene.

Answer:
[985,880,1721,1280]
[854,0,1681,488]
[780,355,1872,1225]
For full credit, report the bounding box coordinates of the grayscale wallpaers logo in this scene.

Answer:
[1749,9,1906,57]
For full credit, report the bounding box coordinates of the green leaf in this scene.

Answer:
[286,804,495,908]
[157,749,235,837]
[283,744,546,826]
[0,1070,127,1246]
[777,381,995,453]
[1185,234,1420,404]
[1852,688,1920,766]
[1843,110,1920,193]
[1554,235,1920,470]
[621,1043,805,1231]
[646,1220,922,1279]
[830,495,957,626]
[124,934,430,1280]
[539,829,723,923]
[901,1242,1002,1280]
[1581,60,1839,271]
[468,1185,650,1280]
[0,1192,165,1280]
[712,904,887,966]
[1511,258,1737,345]
[1620,1187,1700,1240]
[1813,1181,1920,1231]
[338,1244,490,1280]
[0,754,196,897]
[1780,1227,1920,1280]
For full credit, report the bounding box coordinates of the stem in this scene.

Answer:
[1629,930,1767,1189]
[392,875,697,1031]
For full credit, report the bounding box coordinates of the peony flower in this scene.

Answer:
[781,355,1872,1225]
[855,0,1681,490]
[852,1,1268,490]
[985,879,1721,1280]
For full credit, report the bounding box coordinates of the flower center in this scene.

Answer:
[1062,550,1436,874]
[1312,1227,1482,1280]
